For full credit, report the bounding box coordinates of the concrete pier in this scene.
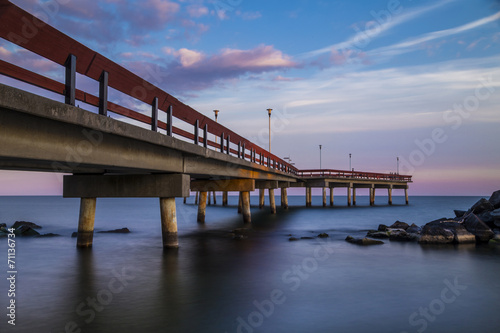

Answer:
[241,191,251,223]
[347,187,351,207]
[330,188,334,206]
[370,188,375,206]
[76,197,96,248]
[238,192,242,214]
[322,188,327,207]
[306,187,312,207]
[281,188,289,209]
[352,187,357,206]
[405,188,409,205]
[259,189,265,208]
[160,197,178,248]
[208,191,211,205]
[197,191,207,223]
[213,191,217,205]
[269,189,276,214]
[195,192,199,205]
[388,187,393,205]
[223,191,228,206]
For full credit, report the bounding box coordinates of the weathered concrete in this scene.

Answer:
[306,187,312,207]
[255,180,278,189]
[195,192,199,205]
[370,188,375,206]
[259,189,265,208]
[388,187,393,205]
[241,191,251,223]
[405,188,409,205]
[160,197,178,248]
[322,188,327,207]
[269,189,276,214]
[197,192,207,223]
[222,191,228,206]
[76,198,96,248]
[191,179,255,192]
[281,187,289,209]
[212,191,217,205]
[347,187,351,207]
[330,187,334,206]
[64,174,189,198]
[238,192,242,214]
[352,187,357,206]
[208,191,211,205]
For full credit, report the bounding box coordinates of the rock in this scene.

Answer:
[14,225,40,237]
[463,213,494,242]
[378,224,388,232]
[469,198,494,215]
[406,223,421,234]
[419,219,476,244]
[36,233,61,238]
[289,237,299,241]
[0,223,6,228]
[454,210,467,218]
[232,234,247,240]
[232,228,253,235]
[490,209,500,227]
[317,233,329,238]
[12,221,42,229]
[489,234,500,245]
[71,232,78,238]
[97,228,130,233]
[345,236,384,245]
[301,236,315,240]
[389,229,419,242]
[388,221,410,230]
[489,190,500,209]
[366,230,389,239]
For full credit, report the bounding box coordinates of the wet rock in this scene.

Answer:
[97,228,130,234]
[301,236,315,240]
[366,230,389,239]
[491,209,500,227]
[463,214,494,242]
[12,221,42,229]
[317,233,329,238]
[489,190,500,209]
[36,233,61,238]
[71,232,78,238]
[14,225,40,237]
[378,224,388,232]
[419,219,475,244]
[454,210,467,218]
[232,234,247,240]
[489,234,500,245]
[389,229,419,242]
[469,198,494,215]
[406,223,421,234]
[289,237,300,241]
[388,221,410,230]
[0,223,6,228]
[345,236,384,245]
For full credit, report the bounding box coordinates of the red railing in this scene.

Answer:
[298,169,412,182]
[0,1,299,175]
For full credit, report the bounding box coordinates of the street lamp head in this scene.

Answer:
[213,109,219,120]
[319,145,322,149]
[267,108,272,117]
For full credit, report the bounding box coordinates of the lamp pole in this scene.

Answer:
[397,157,399,175]
[267,108,272,152]
[349,153,352,171]
[213,110,219,144]
[319,145,322,169]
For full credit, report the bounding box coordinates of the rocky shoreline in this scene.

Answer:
[347,190,500,246]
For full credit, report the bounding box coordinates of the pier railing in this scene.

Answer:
[0,1,298,175]
[298,169,412,182]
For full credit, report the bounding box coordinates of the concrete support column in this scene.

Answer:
[183,197,186,204]
[370,188,375,206]
[208,191,212,205]
[195,192,199,205]
[241,191,251,224]
[197,191,207,223]
[405,188,409,205]
[330,188,334,206]
[238,192,242,214]
[259,189,265,209]
[353,188,357,206]
[223,191,228,206]
[388,188,393,205]
[213,191,217,205]
[347,187,351,207]
[322,188,327,207]
[160,197,178,249]
[282,188,289,210]
[269,189,276,214]
[280,188,285,208]
[76,198,96,248]
[305,188,311,207]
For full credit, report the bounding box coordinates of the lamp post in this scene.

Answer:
[267,108,272,152]
[319,145,322,169]
[213,110,219,144]
[349,153,352,171]
[397,157,399,175]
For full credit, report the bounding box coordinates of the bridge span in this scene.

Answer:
[0,1,411,249]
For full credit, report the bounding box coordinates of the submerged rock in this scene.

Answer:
[12,221,42,229]
[366,231,389,239]
[463,214,494,242]
[14,225,40,237]
[0,223,6,228]
[406,223,421,234]
[317,233,329,238]
[345,236,384,245]
[289,237,299,241]
[388,221,410,230]
[389,229,420,242]
[419,219,476,244]
[97,228,130,234]
[36,233,61,238]
[301,236,315,240]
[71,232,78,238]
[378,224,388,232]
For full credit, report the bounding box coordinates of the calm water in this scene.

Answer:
[0,195,499,333]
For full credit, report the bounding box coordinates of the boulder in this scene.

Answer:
[97,228,130,233]
[419,220,455,244]
[288,237,299,241]
[366,230,389,239]
[378,224,388,232]
[14,225,40,237]
[489,234,500,245]
[71,232,78,238]
[388,221,410,230]
[454,210,467,218]
[389,229,419,242]
[345,236,384,245]
[469,198,494,215]
[36,233,61,238]
[406,223,421,234]
[489,190,500,209]
[463,213,494,242]
[490,209,500,227]
[317,233,329,238]
[12,221,42,229]
[0,223,6,228]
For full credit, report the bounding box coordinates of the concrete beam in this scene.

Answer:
[64,174,189,198]
[190,179,255,192]
[255,180,278,189]
[278,181,290,188]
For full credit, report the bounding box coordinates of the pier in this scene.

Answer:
[0,2,411,249]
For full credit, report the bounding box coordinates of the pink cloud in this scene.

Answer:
[187,5,209,18]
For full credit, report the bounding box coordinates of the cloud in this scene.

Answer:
[187,4,209,18]
[238,11,262,20]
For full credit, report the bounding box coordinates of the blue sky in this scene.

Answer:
[0,0,499,195]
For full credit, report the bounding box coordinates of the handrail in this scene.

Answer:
[298,169,412,182]
[0,1,298,175]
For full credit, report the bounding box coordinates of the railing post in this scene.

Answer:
[151,97,158,132]
[226,135,230,154]
[194,120,199,145]
[242,143,245,159]
[238,141,241,158]
[64,54,76,106]
[203,124,208,148]
[220,132,224,152]
[99,71,108,116]
[166,105,173,136]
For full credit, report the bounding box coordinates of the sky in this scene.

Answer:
[0,0,499,196]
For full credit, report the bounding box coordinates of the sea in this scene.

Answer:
[0,195,499,333]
